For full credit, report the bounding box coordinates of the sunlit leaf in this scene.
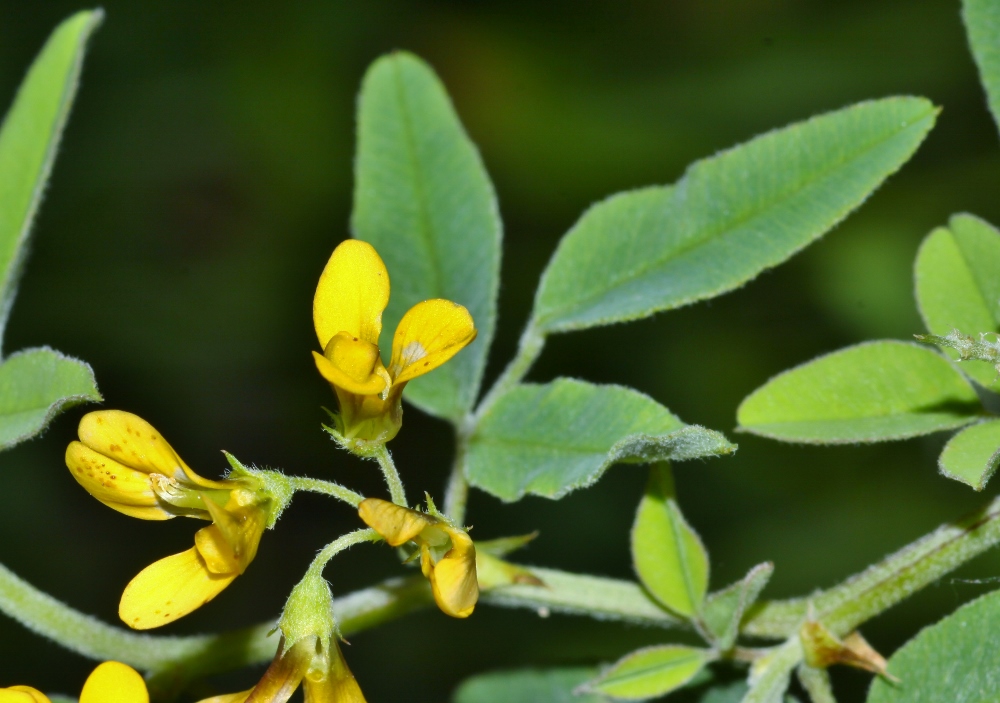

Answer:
[585,645,709,700]
[963,0,1000,135]
[703,562,774,650]
[938,419,1000,491]
[453,668,608,703]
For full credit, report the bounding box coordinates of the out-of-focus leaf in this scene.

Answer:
[914,214,1000,390]
[531,98,937,333]
[585,645,709,700]
[0,10,103,344]
[938,419,1000,490]
[353,51,501,422]
[703,562,774,650]
[963,0,1000,135]
[452,668,608,703]
[737,341,981,444]
[632,463,709,618]
[466,379,735,501]
[866,588,1000,703]
[0,348,100,451]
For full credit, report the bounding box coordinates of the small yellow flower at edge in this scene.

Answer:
[65,410,274,629]
[1,661,148,703]
[358,497,479,618]
[312,239,476,446]
[193,636,366,703]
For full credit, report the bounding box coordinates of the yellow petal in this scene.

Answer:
[0,687,51,703]
[120,547,236,629]
[77,411,227,490]
[201,498,267,573]
[65,442,172,520]
[79,662,148,703]
[313,240,389,349]
[312,352,387,396]
[430,528,479,618]
[194,524,241,574]
[388,299,476,384]
[303,641,368,703]
[193,691,253,703]
[357,498,435,547]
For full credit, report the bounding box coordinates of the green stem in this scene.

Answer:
[443,432,470,523]
[307,528,380,577]
[287,476,364,507]
[372,443,406,507]
[742,638,802,703]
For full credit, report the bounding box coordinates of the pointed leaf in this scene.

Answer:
[631,463,709,618]
[938,419,1000,491]
[963,0,1000,136]
[453,668,609,703]
[353,52,501,422]
[0,10,103,344]
[866,588,1000,703]
[531,97,937,334]
[466,379,736,502]
[914,214,1000,390]
[586,645,709,700]
[737,341,981,444]
[0,347,100,451]
[703,562,774,650]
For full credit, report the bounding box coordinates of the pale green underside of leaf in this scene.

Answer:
[352,51,501,422]
[0,10,102,345]
[737,341,981,444]
[588,645,709,700]
[632,463,709,618]
[0,347,101,451]
[938,419,1000,491]
[703,562,774,651]
[466,378,736,502]
[963,0,1000,136]
[452,668,608,703]
[531,97,937,334]
[866,587,1000,703]
[914,214,1000,391]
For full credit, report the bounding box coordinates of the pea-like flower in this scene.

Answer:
[358,497,479,618]
[65,410,278,629]
[2,661,148,703]
[312,240,476,447]
[195,637,366,703]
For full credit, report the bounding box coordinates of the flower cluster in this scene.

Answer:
[3,662,148,703]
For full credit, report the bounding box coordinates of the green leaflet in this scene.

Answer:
[0,348,100,451]
[737,341,981,444]
[938,419,1000,491]
[914,214,1000,391]
[531,97,937,334]
[703,562,774,650]
[632,463,709,618]
[452,668,608,703]
[963,0,1000,136]
[353,52,501,422]
[465,378,736,502]
[585,645,709,700]
[866,588,1000,703]
[0,10,103,346]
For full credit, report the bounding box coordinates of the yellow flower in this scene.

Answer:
[195,637,366,703]
[65,410,274,629]
[358,497,478,618]
[312,240,476,446]
[1,661,148,703]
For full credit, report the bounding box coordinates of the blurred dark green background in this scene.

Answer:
[2,1,1000,700]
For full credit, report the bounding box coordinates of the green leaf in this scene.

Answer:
[353,51,501,422]
[632,463,709,618]
[697,682,801,703]
[914,214,1000,391]
[530,97,937,334]
[466,378,736,502]
[866,588,1000,703]
[453,668,609,703]
[0,347,101,451]
[737,341,981,444]
[703,562,774,650]
[585,645,709,700]
[963,0,1000,136]
[0,10,103,345]
[938,419,1000,491]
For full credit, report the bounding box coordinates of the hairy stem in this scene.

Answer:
[287,476,364,507]
[372,443,407,507]
[443,433,470,523]
[307,528,380,576]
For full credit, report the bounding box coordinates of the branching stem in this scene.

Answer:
[372,443,407,507]
[287,476,364,507]
[307,528,381,577]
